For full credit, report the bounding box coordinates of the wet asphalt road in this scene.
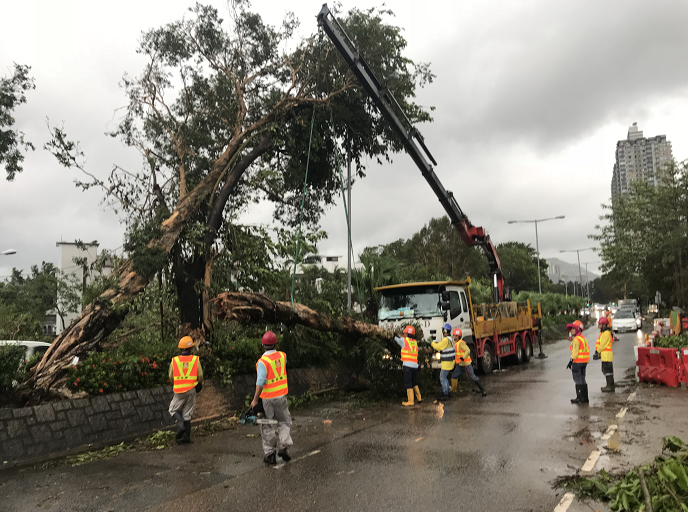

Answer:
[1,325,645,512]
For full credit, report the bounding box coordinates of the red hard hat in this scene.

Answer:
[403,325,415,336]
[261,331,278,346]
[452,328,462,338]
[598,317,609,325]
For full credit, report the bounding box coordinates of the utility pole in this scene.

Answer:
[347,156,352,312]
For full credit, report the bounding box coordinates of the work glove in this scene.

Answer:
[566,359,573,370]
[593,351,601,360]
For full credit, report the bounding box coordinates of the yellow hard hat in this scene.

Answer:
[178,336,195,349]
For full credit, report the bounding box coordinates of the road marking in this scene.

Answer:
[273,449,321,469]
[616,407,627,419]
[601,424,617,441]
[627,392,636,402]
[553,492,575,512]
[580,450,600,472]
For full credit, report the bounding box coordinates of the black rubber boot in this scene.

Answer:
[264,452,277,465]
[601,375,615,393]
[179,420,192,444]
[475,380,487,397]
[172,412,185,443]
[580,384,589,404]
[571,384,583,404]
[437,394,450,401]
[278,449,291,462]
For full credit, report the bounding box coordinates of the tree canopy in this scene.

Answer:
[1,63,35,180]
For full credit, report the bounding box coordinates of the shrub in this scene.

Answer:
[69,352,172,395]
[0,344,28,393]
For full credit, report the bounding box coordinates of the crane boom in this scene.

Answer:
[317,4,505,302]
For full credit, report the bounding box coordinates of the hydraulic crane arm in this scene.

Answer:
[317,4,505,302]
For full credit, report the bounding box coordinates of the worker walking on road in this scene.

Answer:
[567,320,589,404]
[250,331,292,465]
[431,323,455,401]
[169,336,204,445]
[394,325,422,406]
[451,328,487,397]
[594,317,615,392]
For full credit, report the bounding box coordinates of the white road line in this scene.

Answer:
[274,449,321,470]
[601,424,618,441]
[627,392,636,402]
[616,407,627,419]
[553,492,575,512]
[580,450,601,472]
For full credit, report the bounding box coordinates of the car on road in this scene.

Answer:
[612,309,641,332]
[0,340,52,362]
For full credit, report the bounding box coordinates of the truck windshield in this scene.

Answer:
[378,288,441,320]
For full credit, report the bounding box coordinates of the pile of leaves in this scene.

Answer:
[561,436,688,511]
[655,334,688,349]
[69,352,171,395]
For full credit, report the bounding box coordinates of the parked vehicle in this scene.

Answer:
[376,278,542,374]
[0,340,51,362]
[612,309,640,332]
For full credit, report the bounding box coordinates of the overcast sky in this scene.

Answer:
[2,0,688,281]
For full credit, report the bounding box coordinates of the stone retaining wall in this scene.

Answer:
[0,366,345,465]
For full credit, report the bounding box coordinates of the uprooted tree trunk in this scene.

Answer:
[212,291,389,339]
[20,138,250,403]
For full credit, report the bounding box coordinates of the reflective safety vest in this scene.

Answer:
[257,351,288,399]
[571,335,590,363]
[172,355,199,394]
[596,330,613,362]
[439,337,456,362]
[400,337,418,364]
[455,340,472,366]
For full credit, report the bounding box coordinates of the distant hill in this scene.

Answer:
[545,257,598,284]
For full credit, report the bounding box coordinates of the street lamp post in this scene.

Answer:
[560,248,595,298]
[583,261,600,309]
[508,216,565,294]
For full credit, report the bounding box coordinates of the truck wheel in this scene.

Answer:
[514,336,524,365]
[480,342,495,374]
[523,335,532,363]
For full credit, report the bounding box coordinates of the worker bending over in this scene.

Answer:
[431,323,455,401]
[593,317,614,392]
[451,329,487,397]
[251,331,292,465]
[566,320,589,404]
[394,326,422,406]
[168,336,204,444]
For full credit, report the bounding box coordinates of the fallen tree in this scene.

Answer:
[212,291,389,339]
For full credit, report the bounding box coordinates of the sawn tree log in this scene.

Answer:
[212,292,389,339]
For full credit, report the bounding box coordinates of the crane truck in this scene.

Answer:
[317,5,543,373]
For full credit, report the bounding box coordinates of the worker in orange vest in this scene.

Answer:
[250,331,292,465]
[168,336,204,444]
[593,317,615,392]
[566,320,589,404]
[394,325,421,406]
[450,328,486,397]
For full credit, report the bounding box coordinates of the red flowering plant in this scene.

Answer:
[69,351,172,395]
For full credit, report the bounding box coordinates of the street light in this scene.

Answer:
[560,247,595,297]
[508,216,565,294]
[1,249,17,256]
[582,261,600,309]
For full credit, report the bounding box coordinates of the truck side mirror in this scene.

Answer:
[441,302,451,311]
[441,291,450,302]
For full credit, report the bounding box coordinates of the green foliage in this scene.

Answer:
[560,436,688,512]
[69,352,170,395]
[0,344,28,393]
[123,210,168,279]
[655,335,688,349]
[1,63,35,181]
[65,442,131,466]
[497,242,549,293]
[592,159,688,307]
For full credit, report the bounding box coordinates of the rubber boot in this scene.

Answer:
[413,385,422,404]
[475,380,487,397]
[172,412,185,443]
[450,379,459,394]
[179,420,192,444]
[571,384,583,404]
[402,388,414,407]
[601,375,615,393]
[580,384,589,403]
[264,452,277,465]
[278,449,291,462]
[437,394,450,401]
